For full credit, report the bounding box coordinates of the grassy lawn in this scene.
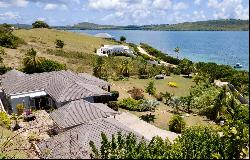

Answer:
[110,74,195,98]
[110,75,215,130]
[0,127,30,159]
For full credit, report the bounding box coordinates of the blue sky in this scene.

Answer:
[0,0,249,26]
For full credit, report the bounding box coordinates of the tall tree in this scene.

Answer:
[120,60,130,77]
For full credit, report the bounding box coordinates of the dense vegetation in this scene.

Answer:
[140,43,180,65]
[23,48,66,74]
[32,21,49,28]
[0,23,24,49]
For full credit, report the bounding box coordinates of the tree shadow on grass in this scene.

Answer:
[140,114,156,123]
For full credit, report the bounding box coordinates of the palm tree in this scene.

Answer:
[120,60,130,77]
[174,47,180,59]
[23,48,43,68]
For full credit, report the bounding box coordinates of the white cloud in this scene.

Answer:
[13,0,28,7]
[173,2,188,10]
[152,0,172,10]
[193,10,206,21]
[44,4,58,10]
[0,11,20,20]
[194,0,201,5]
[207,0,249,20]
[88,0,128,10]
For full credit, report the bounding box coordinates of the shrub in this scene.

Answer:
[0,66,12,75]
[36,59,66,72]
[32,21,49,28]
[120,36,126,42]
[107,101,119,111]
[168,82,178,88]
[127,87,144,100]
[160,91,173,104]
[169,115,186,133]
[172,126,222,159]
[0,112,11,129]
[16,104,24,116]
[118,98,143,111]
[0,46,5,55]
[173,68,181,75]
[140,100,160,111]
[110,91,119,101]
[145,81,156,96]
[55,39,65,48]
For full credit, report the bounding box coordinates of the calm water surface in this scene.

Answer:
[69,30,249,71]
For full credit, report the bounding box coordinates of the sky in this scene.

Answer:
[0,0,249,26]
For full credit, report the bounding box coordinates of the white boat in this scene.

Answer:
[234,63,243,68]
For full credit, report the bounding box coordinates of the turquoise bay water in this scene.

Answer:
[69,30,249,71]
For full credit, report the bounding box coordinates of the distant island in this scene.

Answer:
[49,19,249,31]
[10,19,249,31]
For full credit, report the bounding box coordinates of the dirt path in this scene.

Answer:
[137,46,177,68]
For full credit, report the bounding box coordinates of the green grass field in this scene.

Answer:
[110,75,214,130]
[3,28,118,71]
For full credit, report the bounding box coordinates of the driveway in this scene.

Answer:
[113,112,180,142]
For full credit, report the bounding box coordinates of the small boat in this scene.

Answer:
[234,63,243,68]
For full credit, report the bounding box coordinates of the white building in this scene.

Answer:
[97,45,135,57]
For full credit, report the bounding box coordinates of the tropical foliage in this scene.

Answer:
[90,124,248,159]
[168,115,186,133]
[0,112,11,129]
[145,81,156,96]
[0,23,24,49]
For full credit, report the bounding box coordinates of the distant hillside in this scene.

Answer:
[11,24,32,29]
[54,19,249,31]
[141,19,249,31]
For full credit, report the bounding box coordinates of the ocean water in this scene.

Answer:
[69,30,249,71]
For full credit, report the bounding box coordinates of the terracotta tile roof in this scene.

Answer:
[50,99,117,129]
[37,118,145,159]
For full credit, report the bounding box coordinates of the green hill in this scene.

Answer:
[54,19,249,31]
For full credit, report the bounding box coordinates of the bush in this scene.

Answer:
[120,36,126,42]
[32,21,49,28]
[118,98,143,111]
[168,82,178,88]
[140,100,160,111]
[0,66,12,75]
[0,46,5,55]
[127,87,144,100]
[172,126,222,159]
[110,91,119,101]
[173,68,181,75]
[0,112,11,129]
[107,101,119,111]
[55,39,65,48]
[36,59,66,73]
[16,104,24,116]
[145,81,156,96]
[169,115,186,133]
